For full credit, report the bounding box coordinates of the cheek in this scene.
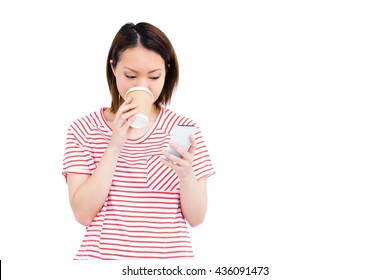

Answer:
[150,79,165,101]
[115,76,134,96]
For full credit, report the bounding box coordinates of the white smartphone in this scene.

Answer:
[166,125,196,159]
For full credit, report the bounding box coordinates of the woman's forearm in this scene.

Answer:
[70,145,121,226]
[161,137,208,227]
[180,175,208,227]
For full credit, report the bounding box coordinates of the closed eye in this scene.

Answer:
[150,76,160,80]
[125,75,136,79]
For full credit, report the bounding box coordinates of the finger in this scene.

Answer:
[162,150,186,166]
[123,96,133,104]
[117,96,132,109]
[160,156,177,169]
[169,141,187,158]
[118,102,137,114]
[117,110,138,128]
[188,135,197,155]
[121,108,138,120]
[114,104,137,125]
[125,115,137,127]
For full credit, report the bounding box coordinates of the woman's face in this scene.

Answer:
[112,46,166,102]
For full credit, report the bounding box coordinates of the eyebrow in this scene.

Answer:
[124,67,162,73]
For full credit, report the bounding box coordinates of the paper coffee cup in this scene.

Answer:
[125,86,154,128]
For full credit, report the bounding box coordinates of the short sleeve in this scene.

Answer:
[192,126,216,180]
[62,126,95,181]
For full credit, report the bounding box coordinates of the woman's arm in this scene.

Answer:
[67,98,138,226]
[179,175,208,227]
[67,145,121,226]
[162,136,208,227]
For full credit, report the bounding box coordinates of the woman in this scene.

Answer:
[62,22,215,259]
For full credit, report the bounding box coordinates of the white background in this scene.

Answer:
[0,0,389,279]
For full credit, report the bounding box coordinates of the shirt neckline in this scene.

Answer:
[99,107,164,144]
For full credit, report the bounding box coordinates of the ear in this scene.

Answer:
[110,60,116,76]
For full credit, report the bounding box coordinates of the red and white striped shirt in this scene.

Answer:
[62,107,215,259]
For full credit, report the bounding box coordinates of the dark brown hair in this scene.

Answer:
[106,22,179,113]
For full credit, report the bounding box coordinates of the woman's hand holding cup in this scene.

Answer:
[109,97,138,151]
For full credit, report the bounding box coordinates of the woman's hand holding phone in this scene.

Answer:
[161,125,197,181]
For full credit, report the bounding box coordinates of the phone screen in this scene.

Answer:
[166,125,196,158]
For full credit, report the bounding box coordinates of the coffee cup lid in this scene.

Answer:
[125,86,154,101]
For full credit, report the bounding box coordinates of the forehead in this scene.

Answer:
[118,46,165,69]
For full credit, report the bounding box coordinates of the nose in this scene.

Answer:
[137,78,150,89]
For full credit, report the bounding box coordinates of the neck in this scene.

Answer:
[149,104,161,122]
